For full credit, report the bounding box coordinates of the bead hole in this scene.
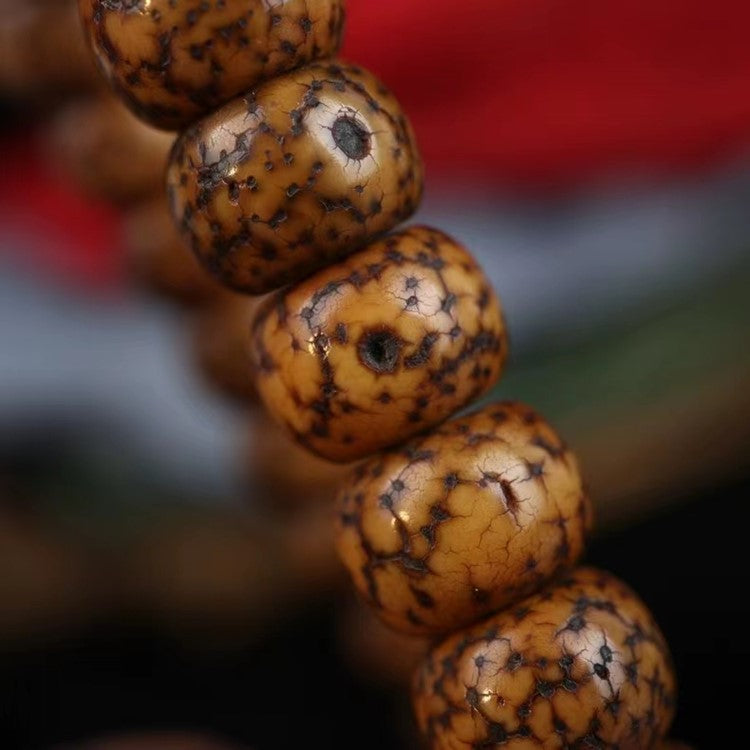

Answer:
[358,328,402,374]
[332,116,371,160]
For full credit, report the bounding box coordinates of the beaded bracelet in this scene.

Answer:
[78,2,680,747]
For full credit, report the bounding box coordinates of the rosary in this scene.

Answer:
[78,2,681,747]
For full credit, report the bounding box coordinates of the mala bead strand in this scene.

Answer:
[79,2,679,748]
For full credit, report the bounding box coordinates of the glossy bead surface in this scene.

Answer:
[335,402,591,634]
[78,0,345,129]
[413,568,676,750]
[167,62,423,293]
[250,226,506,462]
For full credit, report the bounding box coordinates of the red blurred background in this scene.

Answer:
[3,0,750,288]
[346,0,750,185]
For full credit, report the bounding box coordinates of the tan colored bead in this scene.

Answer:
[250,226,506,462]
[244,410,350,510]
[335,402,591,635]
[191,291,260,402]
[413,568,676,750]
[49,96,174,204]
[166,62,423,293]
[78,0,345,130]
[124,197,221,304]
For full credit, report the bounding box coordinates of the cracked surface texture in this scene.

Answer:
[78,0,345,129]
[334,402,591,635]
[250,226,506,462]
[413,568,676,750]
[166,61,423,293]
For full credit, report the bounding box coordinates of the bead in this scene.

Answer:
[250,226,506,462]
[1,1,97,98]
[413,568,676,750]
[166,62,423,293]
[124,197,221,305]
[245,411,350,510]
[78,0,345,130]
[49,96,174,204]
[334,402,591,634]
[191,292,261,402]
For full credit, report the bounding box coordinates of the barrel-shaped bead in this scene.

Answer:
[413,568,676,750]
[166,62,423,294]
[78,0,346,129]
[250,226,506,462]
[335,402,592,634]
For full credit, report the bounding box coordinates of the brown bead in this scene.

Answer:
[78,0,345,130]
[334,402,591,635]
[124,197,221,304]
[49,95,174,204]
[245,410,350,511]
[1,1,98,100]
[191,291,260,403]
[413,568,677,750]
[338,598,431,687]
[166,62,423,293]
[250,226,506,462]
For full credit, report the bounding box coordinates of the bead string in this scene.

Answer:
[78,2,679,747]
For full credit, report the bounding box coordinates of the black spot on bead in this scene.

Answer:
[357,328,403,374]
[331,116,371,160]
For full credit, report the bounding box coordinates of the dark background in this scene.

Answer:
[2,477,745,749]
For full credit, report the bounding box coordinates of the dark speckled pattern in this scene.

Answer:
[413,568,677,750]
[250,226,506,462]
[79,0,345,129]
[335,402,592,635]
[166,61,423,294]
